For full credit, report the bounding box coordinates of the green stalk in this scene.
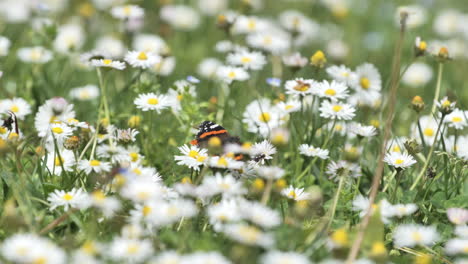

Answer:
[430,63,444,115]
[326,175,345,230]
[410,114,445,191]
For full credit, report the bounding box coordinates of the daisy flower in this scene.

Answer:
[134,93,172,113]
[95,35,126,58]
[250,140,277,163]
[391,203,418,218]
[246,30,291,55]
[402,62,433,87]
[78,159,111,174]
[298,144,329,159]
[216,65,250,84]
[240,200,281,228]
[0,97,31,120]
[227,50,266,70]
[319,100,356,120]
[445,238,468,255]
[183,252,232,264]
[282,52,308,69]
[44,149,76,175]
[281,185,310,201]
[0,36,11,56]
[160,5,201,31]
[69,85,100,101]
[17,46,52,64]
[48,122,74,143]
[53,23,85,54]
[242,98,284,137]
[350,63,382,93]
[89,190,121,218]
[447,208,468,225]
[151,56,176,76]
[256,166,285,180]
[197,58,222,79]
[383,152,417,169]
[47,188,90,211]
[352,195,393,224]
[436,96,456,113]
[285,78,318,97]
[174,145,208,171]
[91,58,126,70]
[222,223,274,248]
[326,160,361,180]
[317,80,349,100]
[132,33,167,54]
[108,237,153,263]
[349,122,377,137]
[455,225,468,238]
[199,173,246,198]
[260,251,311,264]
[34,97,76,138]
[207,199,242,230]
[147,199,198,227]
[233,15,270,34]
[1,234,66,264]
[276,99,301,114]
[393,224,439,248]
[445,109,467,130]
[121,177,164,203]
[124,50,160,69]
[326,65,356,85]
[116,128,139,143]
[111,5,144,20]
[411,115,440,145]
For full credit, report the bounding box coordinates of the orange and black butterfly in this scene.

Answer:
[190,121,241,149]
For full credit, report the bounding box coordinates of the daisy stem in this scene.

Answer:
[260,178,273,205]
[382,170,397,192]
[326,174,345,231]
[430,63,444,115]
[416,115,426,149]
[410,114,445,191]
[391,170,402,203]
[97,68,114,147]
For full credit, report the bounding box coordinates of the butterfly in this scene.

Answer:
[190,121,240,149]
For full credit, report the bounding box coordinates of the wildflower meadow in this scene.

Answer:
[0,0,467,263]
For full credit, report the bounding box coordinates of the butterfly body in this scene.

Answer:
[190,121,240,149]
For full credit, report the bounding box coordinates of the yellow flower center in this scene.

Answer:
[123,6,132,16]
[129,152,139,162]
[253,178,265,190]
[142,205,152,216]
[442,100,451,107]
[395,159,404,165]
[371,241,386,256]
[239,226,260,242]
[217,157,228,167]
[89,160,100,166]
[181,177,192,184]
[360,77,370,89]
[103,59,112,65]
[126,244,139,254]
[331,228,349,247]
[92,190,106,201]
[258,112,271,122]
[188,150,199,158]
[33,257,47,264]
[63,193,73,201]
[332,105,342,112]
[52,127,64,134]
[419,41,427,51]
[247,19,256,30]
[8,132,19,140]
[137,191,150,200]
[263,36,272,45]
[392,145,401,152]
[137,52,148,60]
[132,168,142,175]
[423,128,434,137]
[0,127,7,134]
[10,105,19,113]
[228,71,236,78]
[284,105,294,110]
[81,241,97,255]
[196,156,206,162]
[325,89,336,96]
[177,94,183,101]
[147,98,159,105]
[452,116,462,123]
[288,190,297,199]
[55,157,64,166]
[241,56,252,63]
[412,232,422,242]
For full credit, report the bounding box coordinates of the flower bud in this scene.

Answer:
[64,136,81,150]
[310,50,327,68]
[411,96,425,113]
